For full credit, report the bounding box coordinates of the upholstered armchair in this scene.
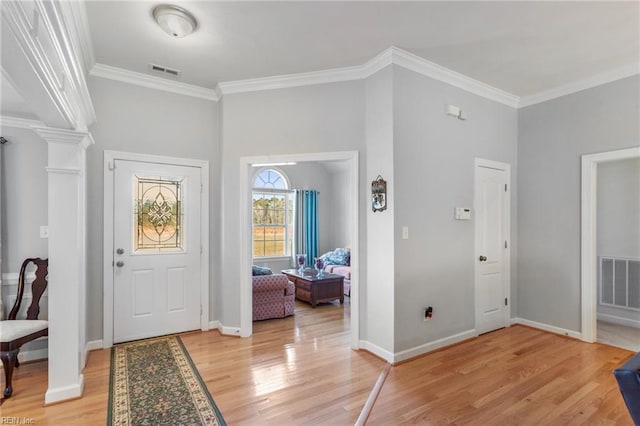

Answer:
[252,274,295,321]
[613,351,640,424]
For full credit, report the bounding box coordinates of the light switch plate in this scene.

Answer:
[402,226,409,239]
[40,226,49,238]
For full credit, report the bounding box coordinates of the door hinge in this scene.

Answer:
[201,184,203,193]
[505,298,508,306]
[504,183,508,191]
[504,240,508,249]
[201,305,203,315]
[200,245,203,254]
[108,160,115,171]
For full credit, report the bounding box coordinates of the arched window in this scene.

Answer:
[252,169,293,258]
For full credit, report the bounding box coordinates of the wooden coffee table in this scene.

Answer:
[282,269,344,307]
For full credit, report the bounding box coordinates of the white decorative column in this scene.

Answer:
[33,126,93,404]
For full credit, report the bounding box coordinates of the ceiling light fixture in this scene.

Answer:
[152,4,198,38]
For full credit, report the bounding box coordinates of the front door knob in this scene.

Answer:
[479,255,487,262]
[116,248,124,255]
[116,260,125,268]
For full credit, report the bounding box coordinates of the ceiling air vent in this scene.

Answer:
[149,63,181,77]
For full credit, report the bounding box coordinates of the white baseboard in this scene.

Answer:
[45,374,84,405]
[393,329,478,363]
[597,313,640,329]
[358,340,394,363]
[511,317,582,339]
[85,340,104,351]
[209,321,241,336]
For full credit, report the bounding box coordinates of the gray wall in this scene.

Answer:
[0,127,48,272]
[86,76,219,341]
[597,158,640,258]
[518,75,640,332]
[392,66,519,352]
[219,80,366,331]
[328,166,352,249]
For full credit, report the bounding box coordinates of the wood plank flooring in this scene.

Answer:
[368,325,635,425]
[1,301,636,425]
[597,320,640,352]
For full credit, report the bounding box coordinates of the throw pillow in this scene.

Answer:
[332,248,350,266]
[321,248,350,266]
[252,265,273,276]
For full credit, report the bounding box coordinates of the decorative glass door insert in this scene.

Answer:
[134,175,185,252]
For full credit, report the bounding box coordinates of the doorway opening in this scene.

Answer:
[581,146,640,345]
[240,151,360,349]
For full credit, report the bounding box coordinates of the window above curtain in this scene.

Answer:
[252,169,293,258]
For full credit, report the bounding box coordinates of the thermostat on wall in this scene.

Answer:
[454,207,471,220]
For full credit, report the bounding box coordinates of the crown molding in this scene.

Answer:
[215,47,394,96]
[0,115,45,129]
[90,63,219,101]
[217,63,369,96]
[62,0,95,74]
[2,1,78,129]
[44,0,97,127]
[87,45,636,109]
[518,63,640,108]
[217,46,518,107]
[388,47,520,108]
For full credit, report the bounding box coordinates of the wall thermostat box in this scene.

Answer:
[455,207,471,220]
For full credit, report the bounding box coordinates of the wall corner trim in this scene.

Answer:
[511,317,582,340]
[209,320,242,336]
[90,63,219,101]
[44,375,85,405]
[392,329,478,364]
[518,64,640,108]
[359,340,395,364]
[0,116,45,129]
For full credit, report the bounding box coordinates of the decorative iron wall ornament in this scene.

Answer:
[371,175,387,212]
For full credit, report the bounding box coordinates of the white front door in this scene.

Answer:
[113,159,202,343]
[474,159,510,335]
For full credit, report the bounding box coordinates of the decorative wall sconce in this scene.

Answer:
[371,175,387,212]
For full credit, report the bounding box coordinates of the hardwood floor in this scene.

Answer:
[1,303,635,425]
[368,326,635,425]
[597,320,640,352]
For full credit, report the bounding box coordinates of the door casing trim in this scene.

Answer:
[239,150,359,348]
[474,158,511,333]
[103,150,210,348]
[580,146,640,343]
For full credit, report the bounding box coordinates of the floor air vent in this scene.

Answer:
[149,64,181,77]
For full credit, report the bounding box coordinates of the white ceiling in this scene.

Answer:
[85,1,639,97]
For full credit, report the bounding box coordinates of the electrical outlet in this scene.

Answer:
[40,226,49,239]
[424,306,433,322]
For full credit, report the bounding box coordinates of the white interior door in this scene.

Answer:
[474,159,510,335]
[113,160,202,343]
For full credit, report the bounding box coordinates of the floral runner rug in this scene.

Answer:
[108,335,226,426]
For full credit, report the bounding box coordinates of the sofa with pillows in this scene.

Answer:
[320,248,351,296]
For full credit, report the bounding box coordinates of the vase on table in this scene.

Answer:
[296,254,306,273]
[315,257,324,278]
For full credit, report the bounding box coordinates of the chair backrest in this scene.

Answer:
[8,258,48,320]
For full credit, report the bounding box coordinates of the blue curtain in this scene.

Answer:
[293,190,319,267]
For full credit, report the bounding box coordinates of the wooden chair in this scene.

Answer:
[0,258,48,398]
